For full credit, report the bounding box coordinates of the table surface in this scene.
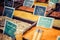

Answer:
[14,10,60,40]
[17,2,48,12]
[14,10,60,27]
[14,2,60,40]
[23,27,60,40]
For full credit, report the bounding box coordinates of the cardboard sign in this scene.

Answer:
[57,36,60,40]
[5,0,14,7]
[3,6,15,18]
[3,20,17,38]
[37,16,54,28]
[56,3,60,12]
[23,0,34,7]
[33,6,46,16]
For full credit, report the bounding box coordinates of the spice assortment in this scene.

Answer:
[2,34,12,40]
[0,16,36,34]
[0,0,60,40]
[50,12,60,18]
[5,17,32,33]
[0,16,34,40]
[0,16,6,27]
[0,33,12,40]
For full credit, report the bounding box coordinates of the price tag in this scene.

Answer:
[33,6,46,16]
[3,6,15,18]
[3,20,17,38]
[23,0,34,7]
[37,16,54,28]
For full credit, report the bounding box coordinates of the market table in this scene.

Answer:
[14,10,60,40]
[14,10,60,27]
[14,2,60,40]
[23,27,60,40]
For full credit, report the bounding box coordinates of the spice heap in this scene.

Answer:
[0,33,12,40]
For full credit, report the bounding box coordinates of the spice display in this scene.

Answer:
[5,17,32,33]
[50,12,60,18]
[0,16,6,27]
[0,33,12,40]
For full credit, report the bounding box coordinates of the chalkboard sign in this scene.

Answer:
[5,0,14,7]
[49,0,59,4]
[33,6,46,16]
[37,16,54,28]
[23,0,34,7]
[56,3,60,12]
[3,6,15,18]
[3,20,17,38]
